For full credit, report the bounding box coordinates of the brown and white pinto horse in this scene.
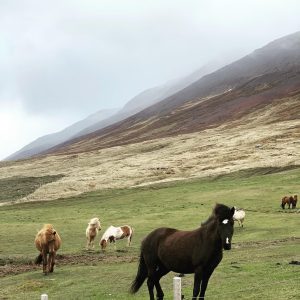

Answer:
[281,195,298,209]
[100,225,133,250]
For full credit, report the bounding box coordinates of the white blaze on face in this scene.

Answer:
[226,237,230,244]
[222,219,229,224]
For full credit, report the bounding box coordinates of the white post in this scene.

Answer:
[41,294,48,300]
[173,276,181,300]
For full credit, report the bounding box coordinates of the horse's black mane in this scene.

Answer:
[200,215,215,227]
[201,204,233,227]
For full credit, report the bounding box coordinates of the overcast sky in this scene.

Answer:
[1,0,300,160]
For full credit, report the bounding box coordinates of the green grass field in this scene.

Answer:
[0,168,299,299]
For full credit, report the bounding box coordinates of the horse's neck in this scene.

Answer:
[200,220,222,248]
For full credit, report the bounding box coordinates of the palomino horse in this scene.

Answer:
[281,195,298,209]
[34,224,62,274]
[100,225,133,250]
[86,217,101,249]
[130,204,235,300]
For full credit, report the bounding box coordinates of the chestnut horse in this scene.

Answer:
[130,204,235,300]
[100,225,133,250]
[281,195,298,209]
[34,224,61,274]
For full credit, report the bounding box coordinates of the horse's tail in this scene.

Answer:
[34,253,43,264]
[130,253,148,294]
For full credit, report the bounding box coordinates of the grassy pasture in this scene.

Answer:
[0,168,299,299]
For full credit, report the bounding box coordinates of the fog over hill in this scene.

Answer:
[7,60,226,161]
[6,109,118,161]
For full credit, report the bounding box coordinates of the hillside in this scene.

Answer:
[0,31,299,204]
[0,94,299,204]
[44,31,300,156]
[67,62,225,138]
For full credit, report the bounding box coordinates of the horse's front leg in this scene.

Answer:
[49,252,56,273]
[42,251,48,274]
[127,236,131,246]
[192,270,202,299]
[91,237,95,249]
[86,238,90,250]
[199,267,215,299]
[48,251,55,273]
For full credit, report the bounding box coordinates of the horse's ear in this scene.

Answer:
[230,207,235,217]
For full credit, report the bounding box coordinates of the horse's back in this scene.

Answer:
[34,226,61,252]
[142,227,177,249]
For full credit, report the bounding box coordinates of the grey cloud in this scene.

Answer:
[1,0,300,117]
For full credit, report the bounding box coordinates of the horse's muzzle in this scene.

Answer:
[224,244,231,250]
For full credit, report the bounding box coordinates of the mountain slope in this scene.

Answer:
[45,31,300,156]
[6,62,225,161]
[72,61,225,138]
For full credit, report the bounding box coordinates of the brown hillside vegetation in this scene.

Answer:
[0,95,299,205]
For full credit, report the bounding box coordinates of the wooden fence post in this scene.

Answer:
[41,294,48,300]
[173,276,181,300]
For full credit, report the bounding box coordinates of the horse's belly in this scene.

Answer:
[158,249,194,273]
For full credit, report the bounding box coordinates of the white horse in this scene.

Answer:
[233,208,246,227]
[100,225,133,250]
[86,217,101,249]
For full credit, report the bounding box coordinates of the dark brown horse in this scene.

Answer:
[281,195,298,209]
[130,204,235,300]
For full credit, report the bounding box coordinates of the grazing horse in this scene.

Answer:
[34,224,61,274]
[233,208,246,227]
[281,195,298,209]
[86,217,101,249]
[130,204,235,300]
[100,225,133,250]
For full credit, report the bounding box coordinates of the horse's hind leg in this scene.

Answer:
[147,265,162,300]
[147,277,155,300]
[154,264,168,299]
